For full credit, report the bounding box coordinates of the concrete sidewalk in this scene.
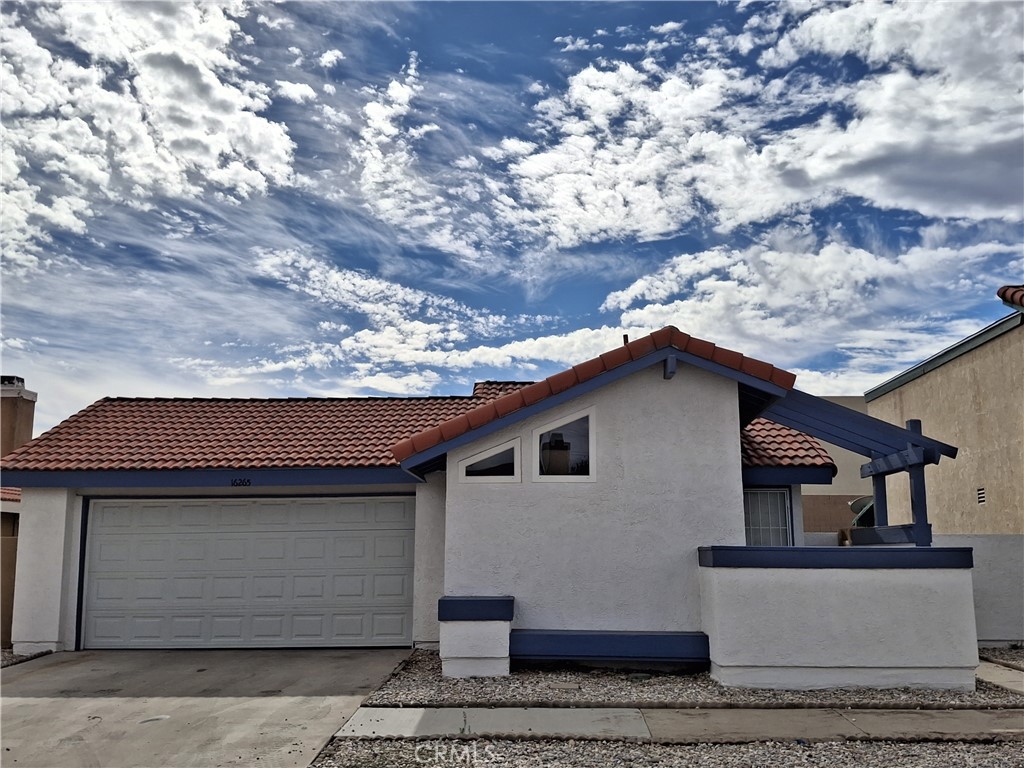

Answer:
[337,706,1024,743]
[977,661,1024,694]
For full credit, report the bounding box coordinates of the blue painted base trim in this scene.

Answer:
[849,524,921,546]
[438,596,515,622]
[1,467,416,489]
[698,546,973,569]
[509,630,709,662]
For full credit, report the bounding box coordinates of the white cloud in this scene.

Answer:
[318,48,345,68]
[257,14,293,30]
[473,0,1022,259]
[650,21,684,35]
[351,53,488,262]
[554,35,602,52]
[1,1,295,270]
[602,236,1018,380]
[275,80,317,103]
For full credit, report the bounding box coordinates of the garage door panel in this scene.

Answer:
[90,498,414,534]
[89,569,413,607]
[84,497,414,648]
[89,531,414,572]
[84,606,411,647]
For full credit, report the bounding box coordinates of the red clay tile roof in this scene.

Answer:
[0,389,520,472]
[997,285,1024,310]
[392,326,796,463]
[472,381,531,399]
[1,370,829,476]
[1,487,21,503]
[741,419,835,473]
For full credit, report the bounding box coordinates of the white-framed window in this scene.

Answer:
[532,407,595,482]
[458,438,521,483]
[743,488,793,546]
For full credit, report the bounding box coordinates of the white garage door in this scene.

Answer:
[82,496,414,648]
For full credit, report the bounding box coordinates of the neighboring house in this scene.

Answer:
[800,395,873,538]
[1,376,36,648]
[866,291,1024,646]
[2,327,979,690]
[997,284,1024,313]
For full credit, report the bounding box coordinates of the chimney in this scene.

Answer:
[1,376,36,457]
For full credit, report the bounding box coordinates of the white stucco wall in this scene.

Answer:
[443,364,745,632]
[934,534,1024,644]
[11,488,83,654]
[699,565,979,690]
[413,473,447,645]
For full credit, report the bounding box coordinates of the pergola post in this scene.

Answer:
[871,471,889,527]
[906,419,932,547]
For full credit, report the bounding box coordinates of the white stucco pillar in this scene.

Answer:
[413,473,447,646]
[11,488,82,655]
[440,621,511,677]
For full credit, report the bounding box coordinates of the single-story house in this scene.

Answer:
[1,327,979,689]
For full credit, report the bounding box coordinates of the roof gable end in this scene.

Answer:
[392,326,796,467]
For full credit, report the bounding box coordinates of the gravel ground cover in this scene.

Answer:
[314,738,1023,767]
[1,648,51,668]
[1,649,26,668]
[980,647,1024,672]
[366,651,1024,709]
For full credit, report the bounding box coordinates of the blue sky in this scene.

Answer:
[2,1,1022,433]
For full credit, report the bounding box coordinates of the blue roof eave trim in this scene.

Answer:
[0,466,418,489]
[742,466,834,486]
[698,545,973,569]
[402,348,789,471]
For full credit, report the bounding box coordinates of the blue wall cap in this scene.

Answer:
[438,595,515,622]
[697,545,973,569]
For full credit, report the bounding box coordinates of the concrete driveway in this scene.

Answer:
[0,648,409,768]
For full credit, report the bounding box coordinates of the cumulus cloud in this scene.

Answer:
[650,21,684,35]
[275,80,317,103]
[602,235,1018,379]
[318,48,345,68]
[554,35,602,52]
[1,1,295,270]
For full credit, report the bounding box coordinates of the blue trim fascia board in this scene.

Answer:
[866,314,1022,402]
[743,466,834,485]
[848,524,921,546]
[438,596,515,622]
[0,467,417,489]
[763,389,957,460]
[697,545,972,569]
[509,630,710,661]
[403,348,788,471]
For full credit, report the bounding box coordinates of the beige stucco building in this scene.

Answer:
[866,312,1024,644]
[866,314,1023,535]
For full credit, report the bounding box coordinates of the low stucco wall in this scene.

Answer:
[443,364,745,634]
[934,534,1024,644]
[699,565,979,690]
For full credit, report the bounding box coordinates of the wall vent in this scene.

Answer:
[977,487,987,505]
